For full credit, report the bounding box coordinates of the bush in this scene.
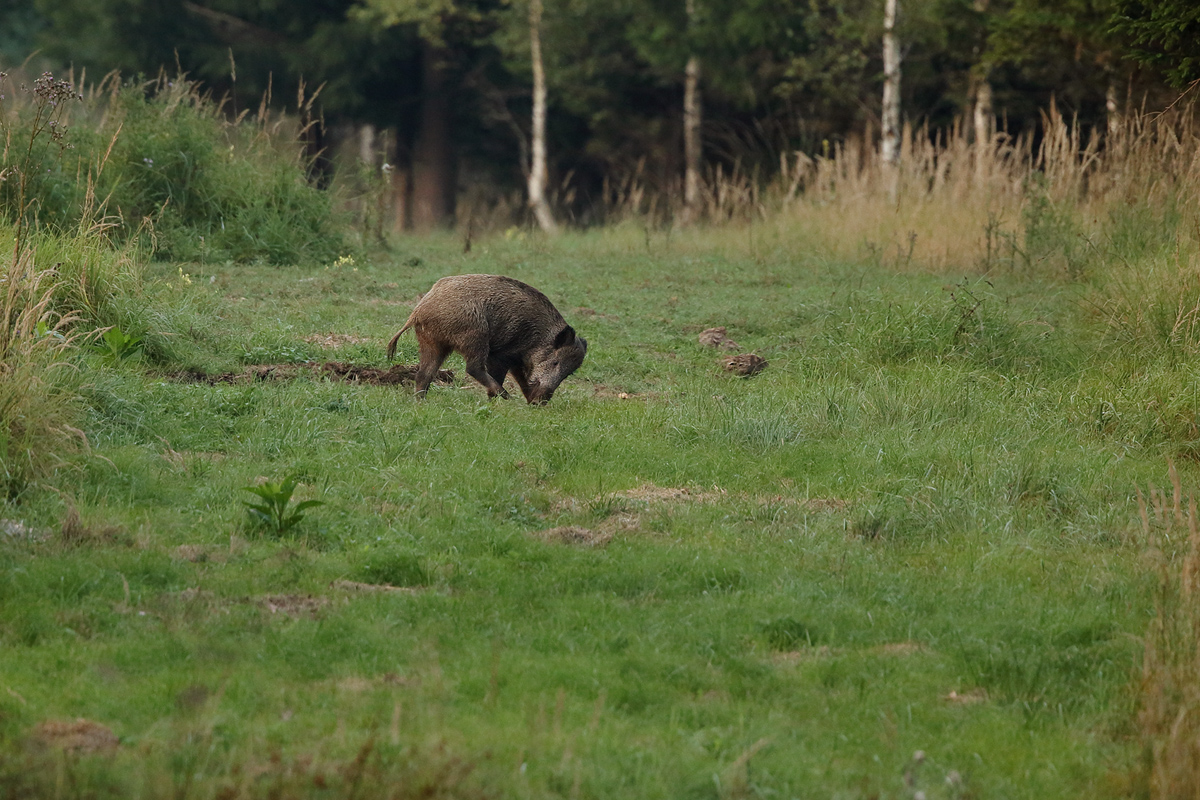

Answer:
[0,253,87,498]
[0,71,343,265]
[99,79,344,264]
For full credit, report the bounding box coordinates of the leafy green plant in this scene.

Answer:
[241,475,324,536]
[91,326,143,363]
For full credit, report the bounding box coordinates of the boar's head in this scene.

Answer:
[526,325,588,404]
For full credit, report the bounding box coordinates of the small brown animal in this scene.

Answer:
[387,274,588,404]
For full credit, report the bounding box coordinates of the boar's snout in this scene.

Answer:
[525,331,588,404]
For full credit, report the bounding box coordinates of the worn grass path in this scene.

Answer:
[0,229,1175,797]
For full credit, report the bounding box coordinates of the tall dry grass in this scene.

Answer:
[588,101,1200,286]
[760,102,1197,273]
[1138,461,1200,799]
[0,249,87,497]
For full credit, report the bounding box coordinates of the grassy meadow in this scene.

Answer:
[6,68,1200,798]
[2,222,1194,798]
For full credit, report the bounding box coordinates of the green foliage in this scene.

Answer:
[99,79,344,264]
[1022,175,1086,278]
[1,70,343,265]
[1114,0,1200,87]
[91,326,143,364]
[241,475,324,536]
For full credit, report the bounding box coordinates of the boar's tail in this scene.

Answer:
[391,316,420,362]
[385,310,419,361]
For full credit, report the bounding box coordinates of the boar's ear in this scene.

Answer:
[553,325,576,349]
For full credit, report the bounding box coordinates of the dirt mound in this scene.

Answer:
[532,526,613,547]
[177,362,455,387]
[699,327,740,350]
[722,353,768,377]
[31,719,119,754]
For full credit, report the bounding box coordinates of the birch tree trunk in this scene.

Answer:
[1106,80,1121,138]
[881,0,901,202]
[682,0,702,224]
[527,0,557,233]
[971,0,992,186]
[973,76,993,185]
[683,54,702,223]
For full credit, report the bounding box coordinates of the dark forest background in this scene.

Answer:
[1,0,1197,230]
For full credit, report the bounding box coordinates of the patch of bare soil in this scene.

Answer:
[552,483,851,517]
[59,506,128,547]
[531,526,614,547]
[586,382,644,400]
[722,353,768,377]
[173,545,211,563]
[303,333,373,349]
[176,362,455,387]
[699,327,740,350]
[256,594,329,618]
[331,579,424,595]
[614,483,728,504]
[31,719,119,755]
[942,688,988,705]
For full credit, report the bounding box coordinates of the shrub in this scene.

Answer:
[0,70,343,265]
[0,252,87,498]
[98,78,344,265]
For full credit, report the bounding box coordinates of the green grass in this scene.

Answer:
[0,229,1180,797]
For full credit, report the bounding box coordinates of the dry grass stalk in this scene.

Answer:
[589,101,1200,282]
[0,248,87,495]
[1138,459,1200,798]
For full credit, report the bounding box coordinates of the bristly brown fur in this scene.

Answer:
[385,274,587,403]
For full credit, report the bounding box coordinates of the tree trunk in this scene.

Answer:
[682,0,702,224]
[881,0,901,202]
[973,76,993,185]
[683,55,702,222]
[412,42,456,231]
[527,0,557,233]
[971,0,992,186]
[359,123,377,166]
[1106,80,1121,139]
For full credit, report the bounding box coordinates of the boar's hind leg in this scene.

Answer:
[414,339,451,399]
[465,354,510,399]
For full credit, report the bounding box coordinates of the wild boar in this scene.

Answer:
[386,274,588,403]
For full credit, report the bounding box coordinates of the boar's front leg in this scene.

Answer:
[463,349,510,399]
[510,364,538,404]
[486,357,511,396]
